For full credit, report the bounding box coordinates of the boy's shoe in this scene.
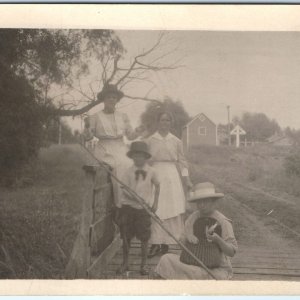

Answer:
[147,244,161,258]
[161,244,169,254]
[140,266,149,276]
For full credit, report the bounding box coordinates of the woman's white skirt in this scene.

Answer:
[93,138,131,208]
[149,162,186,244]
[149,215,184,244]
[152,162,186,220]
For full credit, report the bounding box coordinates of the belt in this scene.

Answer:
[95,135,123,140]
[152,160,178,163]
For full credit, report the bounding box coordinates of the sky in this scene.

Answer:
[66,30,300,131]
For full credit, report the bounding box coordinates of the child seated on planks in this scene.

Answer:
[155,182,238,280]
[117,141,160,276]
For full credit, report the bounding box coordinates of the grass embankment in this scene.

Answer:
[0,145,87,279]
[188,144,300,237]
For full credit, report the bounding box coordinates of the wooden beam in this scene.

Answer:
[89,214,116,256]
[87,234,122,278]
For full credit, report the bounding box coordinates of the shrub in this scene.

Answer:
[285,149,300,177]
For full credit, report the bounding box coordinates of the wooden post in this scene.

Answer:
[227,105,231,146]
[65,165,97,279]
[236,130,240,148]
[58,118,62,145]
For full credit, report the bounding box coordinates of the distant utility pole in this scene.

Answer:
[58,117,62,145]
[227,105,231,146]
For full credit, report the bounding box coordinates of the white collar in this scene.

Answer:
[152,131,173,141]
[133,164,149,172]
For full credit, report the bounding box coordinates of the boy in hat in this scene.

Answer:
[117,141,160,276]
[155,182,238,280]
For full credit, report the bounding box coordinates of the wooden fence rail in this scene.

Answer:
[65,164,119,279]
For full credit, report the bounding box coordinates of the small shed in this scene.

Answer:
[182,113,218,153]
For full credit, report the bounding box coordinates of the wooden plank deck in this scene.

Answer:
[95,242,300,280]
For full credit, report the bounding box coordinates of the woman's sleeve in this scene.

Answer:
[82,115,96,141]
[184,211,200,236]
[177,139,189,176]
[123,113,139,140]
[222,219,238,254]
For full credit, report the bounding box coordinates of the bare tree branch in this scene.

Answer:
[106,54,121,84]
[56,97,103,116]
[70,81,95,102]
[124,94,162,105]
[115,33,166,86]
[53,32,181,117]
[89,82,96,99]
[135,32,164,59]
[136,61,183,70]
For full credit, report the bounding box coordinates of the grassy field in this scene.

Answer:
[187,144,300,236]
[0,145,87,279]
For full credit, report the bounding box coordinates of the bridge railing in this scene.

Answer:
[65,164,119,279]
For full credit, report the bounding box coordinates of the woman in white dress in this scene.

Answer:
[83,84,142,208]
[146,112,192,257]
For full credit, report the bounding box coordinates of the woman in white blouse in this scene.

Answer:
[83,84,142,208]
[146,112,192,257]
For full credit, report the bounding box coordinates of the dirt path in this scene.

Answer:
[221,193,300,252]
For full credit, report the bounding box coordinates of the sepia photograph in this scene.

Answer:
[0,4,300,295]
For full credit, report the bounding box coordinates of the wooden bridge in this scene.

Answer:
[65,164,300,281]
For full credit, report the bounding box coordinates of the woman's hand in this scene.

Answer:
[134,124,147,136]
[206,226,221,244]
[182,176,193,191]
[206,227,236,257]
[122,187,133,200]
[186,177,193,190]
[186,234,199,244]
[151,202,158,212]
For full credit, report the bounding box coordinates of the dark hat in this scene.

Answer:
[127,141,151,159]
[97,84,124,102]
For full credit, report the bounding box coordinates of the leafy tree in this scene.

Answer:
[0,29,122,184]
[285,149,300,177]
[233,112,281,142]
[285,127,300,145]
[140,97,191,138]
[0,68,43,186]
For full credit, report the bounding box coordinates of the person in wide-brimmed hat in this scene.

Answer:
[82,84,145,209]
[154,182,238,280]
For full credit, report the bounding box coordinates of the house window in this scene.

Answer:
[198,127,206,136]
[199,115,206,122]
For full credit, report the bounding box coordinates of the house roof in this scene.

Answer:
[183,113,216,129]
[268,135,293,144]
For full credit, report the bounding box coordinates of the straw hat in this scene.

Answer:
[127,141,151,159]
[97,84,124,102]
[188,182,224,203]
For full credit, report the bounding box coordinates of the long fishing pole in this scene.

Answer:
[80,142,217,280]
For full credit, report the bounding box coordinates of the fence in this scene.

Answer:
[65,164,118,278]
